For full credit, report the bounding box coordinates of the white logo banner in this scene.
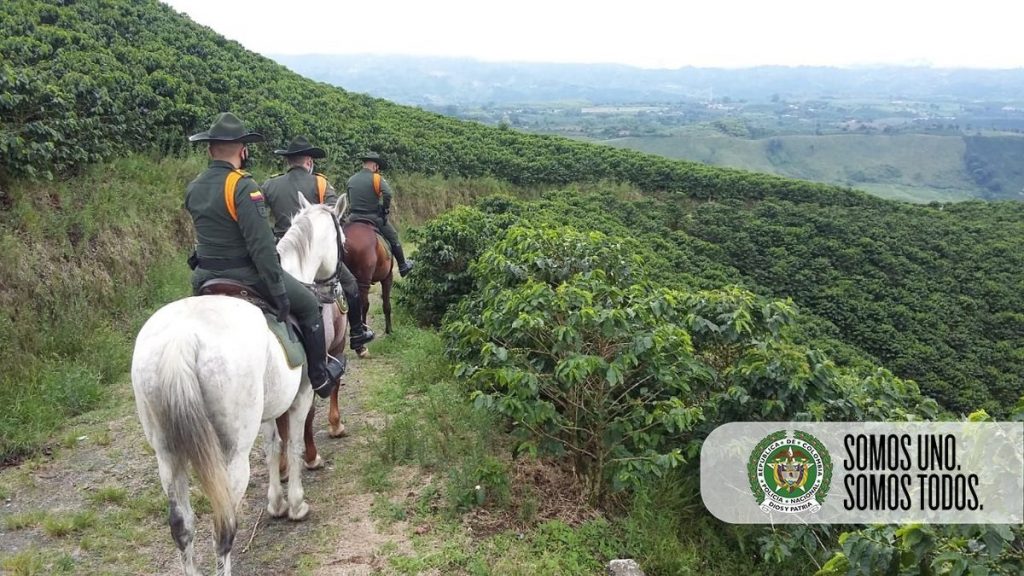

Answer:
[700,422,1024,524]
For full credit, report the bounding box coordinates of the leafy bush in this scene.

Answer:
[396,203,520,325]
[441,224,927,502]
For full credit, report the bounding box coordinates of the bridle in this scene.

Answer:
[304,209,346,303]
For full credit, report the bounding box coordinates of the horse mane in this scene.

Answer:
[277,203,335,267]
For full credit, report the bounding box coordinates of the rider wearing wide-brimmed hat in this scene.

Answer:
[184,113,345,398]
[345,151,414,277]
[262,135,375,351]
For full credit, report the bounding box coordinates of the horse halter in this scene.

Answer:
[306,210,346,302]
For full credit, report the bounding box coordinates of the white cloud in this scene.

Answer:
[160,0,1024,69]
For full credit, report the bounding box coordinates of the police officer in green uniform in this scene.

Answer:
[262,135,375,350]
[345,152,414,277]
[184,112,344,398]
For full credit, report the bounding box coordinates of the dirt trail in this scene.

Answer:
[0,331,423,575]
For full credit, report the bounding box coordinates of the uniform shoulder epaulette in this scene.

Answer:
[224,170,249,222]
[314,173,330,203]
[315,172,329,179]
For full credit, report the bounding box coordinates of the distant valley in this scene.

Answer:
[273,54,1024,202]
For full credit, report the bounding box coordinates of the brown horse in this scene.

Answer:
[276,220,394,475]
[342,219,394,357]
[276,294,351,476]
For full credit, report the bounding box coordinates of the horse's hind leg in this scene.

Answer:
[216,453,249,576]
[157,453,201,576]
[276,414,290,479]
[303,402,324,468]
[276,405,322,474]
[382,275,393,334]
[328,384,346,438]
[286,388,314,521]
[262,422,288,518]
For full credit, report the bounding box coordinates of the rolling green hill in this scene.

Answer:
[3,0,1023,420]
[0,0,881,206]
[602,132,1024,203]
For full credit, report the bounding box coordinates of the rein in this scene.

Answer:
[301,210,346,303]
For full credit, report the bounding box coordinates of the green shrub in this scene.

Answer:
[396,203,519,325]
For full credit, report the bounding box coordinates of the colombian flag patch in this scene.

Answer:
[249,190,265,202]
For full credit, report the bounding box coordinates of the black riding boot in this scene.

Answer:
[300,320,346,398]
[393,244,415,277]
[345,292,375,350]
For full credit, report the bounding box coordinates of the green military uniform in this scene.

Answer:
[186,161,322,333]
[186,113,344,398]
[264,135,374,350]
[263,168,338,238]
[346,152,413,275]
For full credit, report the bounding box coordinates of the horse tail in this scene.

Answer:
[152,330,236,541]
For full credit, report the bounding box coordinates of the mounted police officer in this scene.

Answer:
[184,112,344,398]
[262,135,375,351]
[345,152,414,276]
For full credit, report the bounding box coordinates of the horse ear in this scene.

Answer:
[297,192,311,210]
[334,195,348,216]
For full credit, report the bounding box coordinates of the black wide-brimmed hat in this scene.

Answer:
[188,112,264,143]
[274,135,326,158]
[357,151,388,169]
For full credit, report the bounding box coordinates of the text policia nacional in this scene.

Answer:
[842,434,981,512]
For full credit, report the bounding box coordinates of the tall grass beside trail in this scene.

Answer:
[0,154,202,462]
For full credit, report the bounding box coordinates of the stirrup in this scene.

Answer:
[350,327,375,349]
[311,355,346,398]
[398,260,415,277]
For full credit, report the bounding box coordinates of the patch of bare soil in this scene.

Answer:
[461,457,603,539]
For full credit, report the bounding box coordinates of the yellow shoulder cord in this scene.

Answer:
[316,174,328,204]
[224,170,244,221]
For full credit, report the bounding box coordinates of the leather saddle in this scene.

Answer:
[198,279,303,338]
[348,216,379,227]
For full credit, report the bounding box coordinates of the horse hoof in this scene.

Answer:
[267,499,288,518]
[328,423,347,438]
[304,455,324,470]
[288,501,310,522]
[356,347,370,359]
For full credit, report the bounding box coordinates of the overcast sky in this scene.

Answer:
[160,0,1024,69]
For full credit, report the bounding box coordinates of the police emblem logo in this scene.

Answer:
[748,430,832,514]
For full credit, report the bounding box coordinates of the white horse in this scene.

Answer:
[132,196,346,576]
